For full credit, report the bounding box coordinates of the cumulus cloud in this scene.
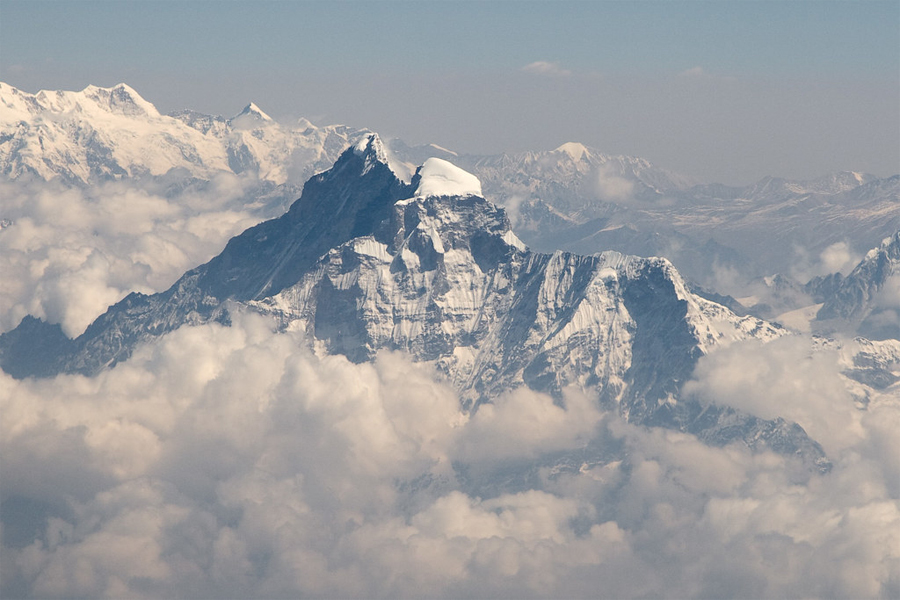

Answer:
[455,386,602,462]
[2,315,899,598]
[684,335,867,455]
[498,193,527,229]
[521,61,572,77]
[0,177,296,337]
[819,241,861,275]
[790,240,863,284]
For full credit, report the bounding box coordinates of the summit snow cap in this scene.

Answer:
[350,132,418,180]
[229,102,275,130]
[231,102,273,122]
[554,142,589,162]
[414,157,483,198]
[351,133,397,175]
[353,133,388,162]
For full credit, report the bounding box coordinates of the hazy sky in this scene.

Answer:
[1,0,897,185]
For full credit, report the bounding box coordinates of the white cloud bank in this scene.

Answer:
[686,336,864,455]
[790,240,863,284]
[2,314,898,598]
[0,177,295,337]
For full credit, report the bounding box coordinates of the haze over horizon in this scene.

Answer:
[1,0,897,186]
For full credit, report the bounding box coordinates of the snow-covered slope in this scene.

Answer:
[0,82,369,185]
[1,136,828,470]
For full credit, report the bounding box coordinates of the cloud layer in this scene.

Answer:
[2,314,898,598]
[0,177,295,337]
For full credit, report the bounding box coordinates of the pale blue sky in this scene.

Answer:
[1,0,897,184]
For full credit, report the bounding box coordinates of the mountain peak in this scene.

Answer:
[0,82,160,120]
[554,142,589,161]
[234,101,273,121]
[229,102,275,129]
[296,117,316,131]
[81,83,160,117]
[815,229,900,339]
[413,157,483,198]
[867,230,900,261]
[815,170,878,192]
[353,132,387,158]
[349,133,394,173]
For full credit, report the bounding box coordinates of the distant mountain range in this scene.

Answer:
[4,82,896,300]
[0,81,367,186]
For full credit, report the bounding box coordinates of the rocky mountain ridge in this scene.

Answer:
[815,231,900,340]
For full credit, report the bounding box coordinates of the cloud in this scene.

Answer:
[684,335,870,455]
[0,176,296,337]
[594,164,636,203]
[521,61,572,77]
[790,240,863,284]
[678,66,738,83]
[679,66,707,78]
[2,315,899,598]
[454,386,603,462]
[819,241,860,275]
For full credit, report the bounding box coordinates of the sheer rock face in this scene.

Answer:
[249,181,806,464]
[1,135,825,469]
[0,135,405,376]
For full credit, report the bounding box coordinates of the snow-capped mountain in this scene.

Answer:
[0,82,369,185]
[0,135,829,470]
[393,140,697,208]
[5,81,896,300]
[388,138,899,294]
[501,166,900,291]
[815,231,900,340]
